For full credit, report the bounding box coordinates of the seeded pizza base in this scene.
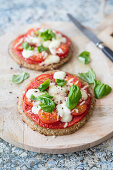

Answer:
[17,72,96,136]
[9,40,73,71]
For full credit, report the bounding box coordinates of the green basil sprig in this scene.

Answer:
[12,72,29,84]
[39,29,56,41]
[94,80,112,99]
[78,68,112,99]
[66,85,82,109]
[38,79,50,92]
[55,79,67,87]
[78,68,96,84]
[30,92,55,113]
[78,51,91,64]
[22,42,34,50]
[37,45,49,53]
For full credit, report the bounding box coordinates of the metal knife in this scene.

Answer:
[67,13,113,62]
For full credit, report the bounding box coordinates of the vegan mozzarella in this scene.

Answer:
[40,55,60,65]
[49,40,61,49]
[32,105,41,114]
[48,83,67,104]
[43,40,51,48]
[41,51,48,59]
[22,49,34,59]
[26,89,41,99]
[56,101,72,123]
[56,33,67,43]
[25,35,43,45]
[53,71,66,80]
[81,89,88,100]
[22,47,43,59]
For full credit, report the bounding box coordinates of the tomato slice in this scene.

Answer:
[35,73,54,83]
[26,28,40,36]
[56,35,71,59]
[38,110,59,124]
[65,74,82,88]
[23,102,32,112]
[16,44,23,51]
[26,28,35,36]
[28,53,44,63]
[14,35,24,51]
[57,43,69,58]
[71,102,87,116]
[23,94,33,107]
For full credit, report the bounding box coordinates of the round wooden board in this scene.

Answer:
[0,22,113,154]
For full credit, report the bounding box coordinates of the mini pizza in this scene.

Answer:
[18,71,96,136]
[9,28,72,71]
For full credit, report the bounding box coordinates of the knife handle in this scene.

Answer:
[97,42,113,62]
[102,46,113,62]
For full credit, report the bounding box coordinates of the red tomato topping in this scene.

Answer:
[23,91,33,107]
[57,42,69,58]
[14,35,24,51]
[25,28,36,36]
[28,53,44,63]
[34,73,54,84]
[13,28,71,64]
[25,108,88,129]
[38,110,59,124]
[71,102,87,116]
[65,73,82,88]
[22,72,91,129]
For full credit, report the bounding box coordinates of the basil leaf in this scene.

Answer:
[38,79,50,92]
[40,29,56,41]
[22,42,34,50]
[94,81,112,99]
[30,92,53,101]
[37,45,49,53]
[23,72,30,80]
[78,51,90,64]
[78,68,96,84]
[94,80,101,87]
[55,79,67,87]
[40,91,53,99]
[39,99,55,113]
[66,85,82,110]
[28,46,34,50]
[22,42,29,49]
[30,92,55,113]
[79,68,112,99]
[30,94,38,101]
[12,72,29,84]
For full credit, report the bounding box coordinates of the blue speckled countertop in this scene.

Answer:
[0,0,113,169]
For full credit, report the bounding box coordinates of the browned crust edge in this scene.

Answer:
[17,71,96,136]
[9,40,73,71]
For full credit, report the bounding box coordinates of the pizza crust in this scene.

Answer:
[17,71,96,136]
[9,40,73,71]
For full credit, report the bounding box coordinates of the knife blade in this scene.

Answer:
[67,13,113,62]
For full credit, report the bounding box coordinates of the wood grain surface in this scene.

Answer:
[0,15,113,154]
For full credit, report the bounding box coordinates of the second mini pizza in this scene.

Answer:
[9,28,72,71]
[18,71,96,136]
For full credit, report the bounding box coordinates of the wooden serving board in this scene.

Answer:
[0,15,113,154]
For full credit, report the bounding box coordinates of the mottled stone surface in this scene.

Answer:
[0,0,113,169]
